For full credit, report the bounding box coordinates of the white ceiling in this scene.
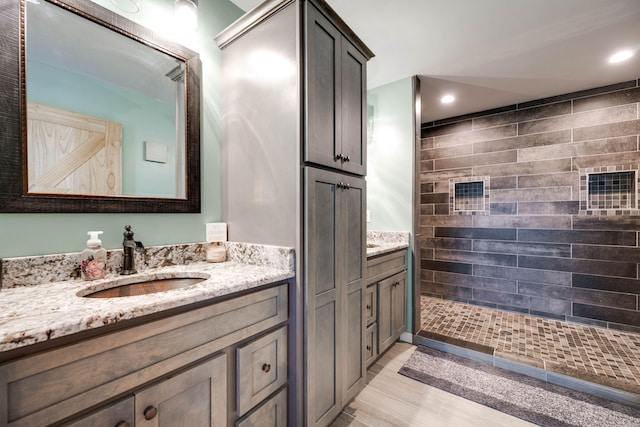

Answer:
[231,0,640,124]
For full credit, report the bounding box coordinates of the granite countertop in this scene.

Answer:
[366,231,410,258]
[0,243,294,353]
[0,233,404,353]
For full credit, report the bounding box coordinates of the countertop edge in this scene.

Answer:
[0,262,294,353]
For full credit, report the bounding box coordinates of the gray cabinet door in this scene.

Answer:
[392,273,407,339]
[306,3,342,172]
[305,3,367,176]
[340,173,366,403]
[135,354,227,427]
[340,41,367,176]
[378,275,394,352]
[66,397,134,427]
[305,167,341,427]
[305,167,365,427]
[378,272,407,354]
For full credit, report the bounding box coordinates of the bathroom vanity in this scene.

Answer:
[0,243,294,426]
[365,233,410,367]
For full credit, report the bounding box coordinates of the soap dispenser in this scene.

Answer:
[81,231,107,280]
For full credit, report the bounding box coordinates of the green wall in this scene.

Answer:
[0,0,244,258]
[367,78,414,233]
[367,77,416,333]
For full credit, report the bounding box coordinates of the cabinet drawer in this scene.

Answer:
[365,284,377,326]
[237,327,287,417]
[365,323,377,367]
[366,250,407,285]
[236,388,287,427]
[65,397,134,427]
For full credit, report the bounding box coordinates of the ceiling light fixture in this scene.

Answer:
[176,0,198,30]
[608,50,634,64]
[441,94,455,104]
[110,0,140,13]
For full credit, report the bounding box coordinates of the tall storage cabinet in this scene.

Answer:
[216,1,373,426]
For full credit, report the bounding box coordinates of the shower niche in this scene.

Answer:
[580,166,639,215]
[450,176,490,215]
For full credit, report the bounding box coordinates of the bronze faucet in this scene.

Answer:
[121,225,145,275]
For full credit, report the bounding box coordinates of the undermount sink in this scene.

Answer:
[81,275,209,298]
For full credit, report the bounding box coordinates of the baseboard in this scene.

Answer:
[399,332,412,343]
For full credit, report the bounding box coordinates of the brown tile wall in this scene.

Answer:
[420,79,640,332]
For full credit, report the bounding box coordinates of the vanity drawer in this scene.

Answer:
[237,326,288,417]
[236,388,287,427]
[365,323,377,367]
[366,250,407,285]
[365,284,377,326]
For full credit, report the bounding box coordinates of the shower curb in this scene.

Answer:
[413,334,640,409]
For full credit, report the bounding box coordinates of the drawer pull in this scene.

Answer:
[262,363,271,373]
[115,421,131,427]
[143,405,158,420]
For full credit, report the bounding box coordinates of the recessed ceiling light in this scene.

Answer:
[441,94,455,104]
[608,50,634,64]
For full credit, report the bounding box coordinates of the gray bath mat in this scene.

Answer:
[399,346,640,427]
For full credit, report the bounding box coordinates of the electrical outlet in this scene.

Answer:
[206,223,227,242]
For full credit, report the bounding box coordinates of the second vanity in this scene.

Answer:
[0,242,294,427]
[365,232,410,367]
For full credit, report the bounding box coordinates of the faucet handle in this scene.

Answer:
[135,241,145,252]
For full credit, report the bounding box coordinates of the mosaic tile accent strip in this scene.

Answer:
[449,176,490,215]
[420,295,640,394]
[579,165,640,215]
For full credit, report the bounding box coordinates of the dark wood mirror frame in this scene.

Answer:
[0,0,201,213]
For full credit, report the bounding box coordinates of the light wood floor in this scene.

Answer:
[331,342,536,427]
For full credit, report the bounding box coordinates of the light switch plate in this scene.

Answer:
[144,141,168,163]
[206,223,227,242]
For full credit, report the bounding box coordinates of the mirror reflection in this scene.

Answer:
[26,0,186,199]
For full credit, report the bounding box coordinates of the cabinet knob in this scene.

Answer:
[344,155,351,162]
[143,405,158,420]
[262,363,272,373]
[366,345,371,351]
[335,153,344,161]
[366,304,371,310]
[115,421,131,427]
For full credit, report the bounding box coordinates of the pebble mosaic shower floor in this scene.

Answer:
[419,296,640,395]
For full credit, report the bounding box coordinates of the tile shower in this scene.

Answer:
[419,79,640,332]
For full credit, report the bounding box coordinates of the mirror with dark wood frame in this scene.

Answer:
[0,0,201,213]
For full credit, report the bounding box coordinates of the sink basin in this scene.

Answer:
[82,276,208,298]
